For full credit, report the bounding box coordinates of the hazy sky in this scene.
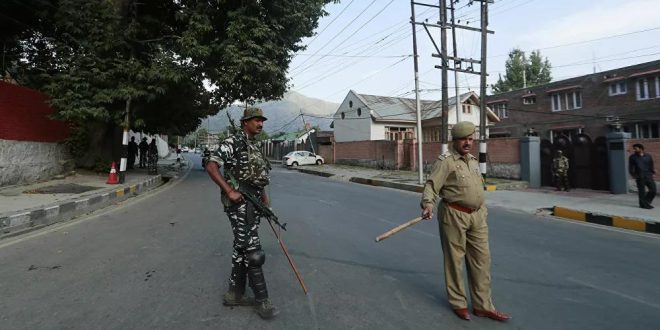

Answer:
[287,0,660,104]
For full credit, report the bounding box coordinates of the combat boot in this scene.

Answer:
[223,262,255,306]
[255,298,279,319]
[248,264,279,319]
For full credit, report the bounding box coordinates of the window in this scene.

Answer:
[637,78,649,100]
[492,103,508,119]
[349,100,353,108]
[341,112,345,119]
[551,91,581,111]
[622,122,660,138]
[522,96,536,104]
[462,104,472,114]
[385,127,414,141]
[609,81,627,96]
[656,77,660,98]
[422,127,441,142]
[357,107,362,116]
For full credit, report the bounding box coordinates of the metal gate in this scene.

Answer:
[540,134,609,190]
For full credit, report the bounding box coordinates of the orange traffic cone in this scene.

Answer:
[106,162,119,184]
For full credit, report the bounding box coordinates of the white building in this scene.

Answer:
[332,90,500,143]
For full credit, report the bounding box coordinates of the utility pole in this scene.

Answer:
[440,0,449,154]
[119,96,131,183]
[450,0,461,123]
[410,0,425,184]
[479,0,489,178]
[300,108,316,155]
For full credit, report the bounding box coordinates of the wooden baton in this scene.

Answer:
[375,216,424,242]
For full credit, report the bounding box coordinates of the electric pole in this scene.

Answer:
[479,0,489,178]
[300,109,316,155]
[450,0,461,123]
[410,1,424,184]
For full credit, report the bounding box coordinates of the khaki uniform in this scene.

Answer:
[422,148,495,311]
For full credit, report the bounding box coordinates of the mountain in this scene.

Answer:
[200,91,339,134]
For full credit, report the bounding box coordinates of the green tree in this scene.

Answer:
[491,48,552,94]
[2,0,333,167]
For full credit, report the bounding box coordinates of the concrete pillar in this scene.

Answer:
[520,136,541,188]
[607,132,631,194]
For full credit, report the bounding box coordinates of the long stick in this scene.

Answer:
[375,217,424,242]
[265,218,309,295]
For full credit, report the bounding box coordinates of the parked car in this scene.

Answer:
[194,148,201,154]
[283,151,324,167]
[182,146,189,153]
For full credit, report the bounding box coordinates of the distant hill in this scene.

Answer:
[200,91,338,134]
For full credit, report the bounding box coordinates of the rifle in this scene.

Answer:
[241,191,287,231]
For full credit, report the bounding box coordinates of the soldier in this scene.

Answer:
[420,121,511,322]
[552,150,570,192]
[147,138,158,175]
[629,143,656,209]
[205,107,277,319]
[138,137,149,168]
[127,136,138,169]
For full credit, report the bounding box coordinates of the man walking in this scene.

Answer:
[420,121,511,322]
[127,136,138,169]
[205,107,277,319]
[629,143,656,209]
[138,137,149,168]
[552,150,570,191]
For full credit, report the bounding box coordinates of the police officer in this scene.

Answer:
[205,107,277,319]
[420,121,511,322]
[138,137,149,168]
[552,150,570,191]
[127,136,138,169]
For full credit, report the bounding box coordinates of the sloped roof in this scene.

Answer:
[350,90,499,123]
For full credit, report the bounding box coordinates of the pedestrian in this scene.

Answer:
[205,107,277,319]
[420,121,511,322]
[139,137,149,168]
[552,150,570,192]
[127,136,138,170]
[629,143,656,209]
[147,138,158,175]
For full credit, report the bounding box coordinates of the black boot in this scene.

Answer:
[248,265,278,319]
[223,263,254,306]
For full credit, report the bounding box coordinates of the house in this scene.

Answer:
[332,90,499,143]
[484,59,660,190]
[485,59,660,141]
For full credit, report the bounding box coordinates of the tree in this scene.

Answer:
[491,48,552,94]
[2,0,333,167]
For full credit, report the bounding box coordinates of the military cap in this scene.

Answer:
[451,121,476,138]
[240,107,268,121]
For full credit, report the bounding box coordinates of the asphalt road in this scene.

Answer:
[1,153,659,329]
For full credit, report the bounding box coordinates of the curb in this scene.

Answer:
[349,177,424,193]
[0,175,164,239]
[553,206,660,235]
[296,168,334,177]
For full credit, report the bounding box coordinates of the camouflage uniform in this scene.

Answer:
[209,129,272,308]
[552,152,570,191]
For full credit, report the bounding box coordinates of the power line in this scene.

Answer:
[291,0,395,76]
[300,0,356,50]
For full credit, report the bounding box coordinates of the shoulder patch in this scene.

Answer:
[437,151,451,161]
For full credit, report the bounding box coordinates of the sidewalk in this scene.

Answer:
[0,154,189,239]
[280,162,660,235]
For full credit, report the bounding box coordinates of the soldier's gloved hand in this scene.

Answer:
[421,206,434,220]
[227,189,243,203]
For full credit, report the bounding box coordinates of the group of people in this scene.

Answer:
[127,136,159,174]
[204,107,657,322]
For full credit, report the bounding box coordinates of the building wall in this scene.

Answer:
[487,60,660,140]
[0,82,74,186]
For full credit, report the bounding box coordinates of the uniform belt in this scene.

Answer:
[445,202,477,214]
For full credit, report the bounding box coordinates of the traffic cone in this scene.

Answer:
[106,162,119,184]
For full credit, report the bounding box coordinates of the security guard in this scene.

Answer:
[205,107,277,319]
[420,121,511,322]
[552,150,570,191]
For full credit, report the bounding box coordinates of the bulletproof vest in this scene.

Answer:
[227,133,271,189]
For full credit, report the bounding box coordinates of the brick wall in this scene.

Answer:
[0,81,70,142]
[318,144,334,164]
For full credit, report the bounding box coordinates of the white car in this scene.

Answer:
[283,151,324,167]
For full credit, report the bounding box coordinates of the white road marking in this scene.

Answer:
[568,277,660,310]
